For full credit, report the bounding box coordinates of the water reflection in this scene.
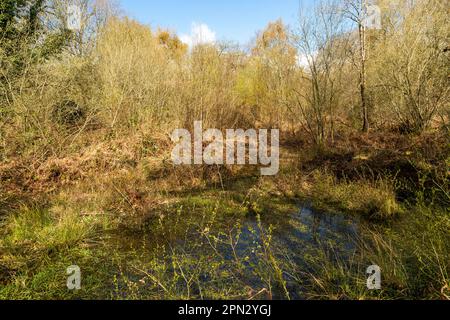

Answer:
[111,203,362,299]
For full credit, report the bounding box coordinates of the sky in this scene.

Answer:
[119,0,315,46]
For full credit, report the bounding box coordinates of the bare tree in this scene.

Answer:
[342,0,371,132]
[49,0,120,56]
[371,0,449,133]
[294,0,349,145]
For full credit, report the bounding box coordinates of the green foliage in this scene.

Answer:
[0,0,68,74]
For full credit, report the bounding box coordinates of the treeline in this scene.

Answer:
[0,0,448,159]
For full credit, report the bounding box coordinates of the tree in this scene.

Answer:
[50,0,119,56]
[246,20,298,128]
[157,29,188,60]
[0,0,70,117]
[371,0,449,133]
[0,0,69,72]
[342,0,376,133]
[294,0,348,145]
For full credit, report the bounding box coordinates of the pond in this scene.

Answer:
[110,203,363,300]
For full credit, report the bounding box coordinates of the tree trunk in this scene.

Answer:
[359,0,369,133]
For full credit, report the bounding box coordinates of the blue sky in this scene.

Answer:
[119,0,314,45]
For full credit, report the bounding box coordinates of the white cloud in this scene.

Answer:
[180,22,216,47]
[296,51,318,71]
[297,54,310,69]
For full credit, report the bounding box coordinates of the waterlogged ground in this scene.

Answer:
[108,200,362,300]
[0,159,376,300]
[1,172,447,300]
[1,140,448,299]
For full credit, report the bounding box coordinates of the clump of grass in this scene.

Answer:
[0,246,114,300]
[300,248,374,300]
[305,171,403,220]
[2,205,103,251]
[0,203,114,299]
[299,204,449,300]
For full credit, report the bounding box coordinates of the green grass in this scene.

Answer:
[303,171,404,220]
[0,247,113,300]
[298,204,450,300]
[0,205,114,299]
[2,205,106,251]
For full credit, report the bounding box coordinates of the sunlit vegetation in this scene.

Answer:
[0,0,448,300]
